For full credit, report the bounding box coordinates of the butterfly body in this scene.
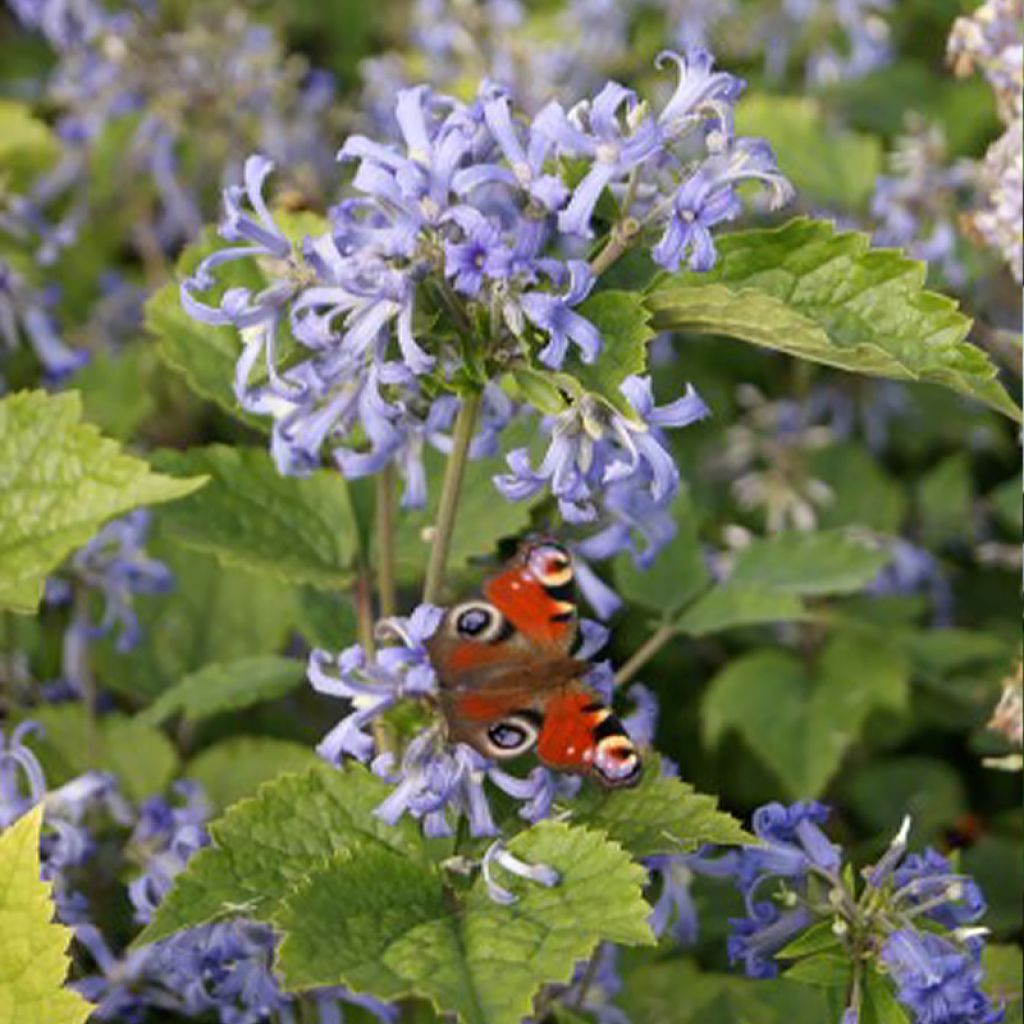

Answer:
[426,540,641,788]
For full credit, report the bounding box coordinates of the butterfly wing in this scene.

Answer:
[427,539,642,787]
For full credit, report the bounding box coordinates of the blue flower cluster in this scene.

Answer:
[1,0,338,375]
[694,801,1004,1023]
[184,49,789,610]
[0,722,397,1024]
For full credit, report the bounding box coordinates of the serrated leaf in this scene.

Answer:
[729,530,889,596]
[674,583,807,635]
[0,391,205,615]
[917,453,973,546]
[26,707,177,803]
[572,762,751,855]
[152,446,359,589]
[138,656,306,726]
[275,821,653,1024]
[567,291,652,412]
[0,807,91,1024]
[809,444,908,534]
[92,536,298,700]
[185,737,322,814]
[735,96,882,208]
[138,763,427,945]
[703,635,909,798]
[645,218,1021,422]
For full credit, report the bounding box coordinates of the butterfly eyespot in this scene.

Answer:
[593,737,642,787]
[527,543,573,588]
[451,601,507,643]
[484,713,541,758]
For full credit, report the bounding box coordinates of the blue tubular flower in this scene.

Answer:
[656,48,745,145]
[0,722,47,828]
[0,260,88,381]
[541,82,663,237]
[127,781,210,924]
[892,849,987,930]
[73,924,164,1023]
[728,902,814,979]
[454,90,568,212]
[647,854,701,946]
[652,139,794,272]
[558,945,629,1024]
[443,208,512,297]
[481,839,560,905]
[309,605,443,764]
[520,260,601,367]
[881,930,1004,1024]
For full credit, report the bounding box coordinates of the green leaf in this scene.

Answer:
[295,586,358,650]
[508,368,570,415]
[783,952,852,989]
[184,737,321,814]
[74,348,158,441]
[0,99,58,191]
[138,763,426,944]
[569,290,653,412]
[645,218,1021,422]
[0,390,205,614]
[861,967,911,1024]
[735,96,883,209]
[275,821,653,1024]
[674,583,807,636]
[703,635,909,798]
[0,807,91,1024]
[614,495,709,614]
[729,530,889,596]
[917,454,973,546]
[152,446,359,590]
[776,920,843,960]
[572,760,751,856]
[809,444,908,533]
[92,537,298,700]
[983,945,1023,1024]
[26,707,177,803]
[394,444,539,588]
[137,656,306,726]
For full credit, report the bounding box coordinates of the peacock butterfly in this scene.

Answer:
[426,539,641,787]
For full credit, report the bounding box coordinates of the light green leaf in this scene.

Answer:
[138,656,306,726]
[138,763,426,945]
[152,446,359,589]
[92,537,298,700]
[569,290,652,412]
[735,96,882,208]
[614,495,708,614]
[810,444,908,534]
[295,585,358,650]
[645,219,1021,422]
[0,99,58,191]
[26,707,177,803]
[0,390,205,615]
[275,821,653,1024]
[703,635,909,798]
[184,737,321,814]
[508,368,570,415]
[572,760,751,855]
[675,583,807,636]
[0,807,91,1024]
[729,529,889,596]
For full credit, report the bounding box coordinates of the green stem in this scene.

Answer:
[614,621,677,687]
[353,569,375,656]
[422,390,483,605]
[588,217,640,278]
[375,466,398,619]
